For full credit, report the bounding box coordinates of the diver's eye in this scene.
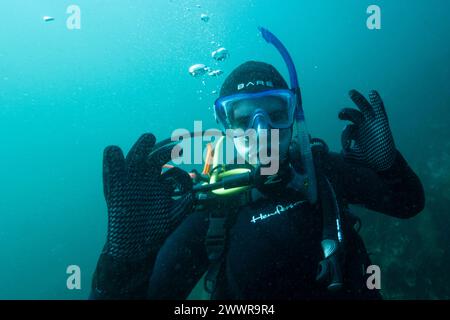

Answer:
[270,110,288,123]
[233,115,251,129]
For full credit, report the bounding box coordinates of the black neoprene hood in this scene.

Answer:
[219,61,289,98]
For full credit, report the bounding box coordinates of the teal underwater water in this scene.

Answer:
[0,0,449,299]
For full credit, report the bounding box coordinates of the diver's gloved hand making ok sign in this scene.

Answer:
[102,133,193,259]
[339,90,397,172]
[92,133,193,299]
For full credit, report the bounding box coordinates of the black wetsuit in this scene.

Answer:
[91,150,424,300]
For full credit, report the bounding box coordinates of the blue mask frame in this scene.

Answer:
[214,89,296,130]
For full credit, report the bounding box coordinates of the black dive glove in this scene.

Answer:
[92,133,193,299]
[339,90,396,172]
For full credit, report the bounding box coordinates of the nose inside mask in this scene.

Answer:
[230,96,291,131]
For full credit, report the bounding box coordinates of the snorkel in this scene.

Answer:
[259,27,318,204]
[259,28,345,291]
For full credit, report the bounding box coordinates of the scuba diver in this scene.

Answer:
[90,28,424,300]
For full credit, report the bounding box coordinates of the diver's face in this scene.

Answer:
[218,91,295,175]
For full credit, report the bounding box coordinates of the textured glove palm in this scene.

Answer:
[102,133,193,261]
[339,90,396,172]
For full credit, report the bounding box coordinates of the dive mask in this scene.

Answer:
[214,89,297,132]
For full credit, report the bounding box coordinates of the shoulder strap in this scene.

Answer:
[204,209,228,294]
[203,190,260,295]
